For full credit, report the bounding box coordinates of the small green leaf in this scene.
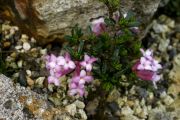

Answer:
[78,40,84,54]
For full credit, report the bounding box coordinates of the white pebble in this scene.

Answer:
[26,70,32,77]
[17,60,23,68]
[40,49,47,55]
[23,42,31,51]
[31,37,36,43]
[15,45,22,50]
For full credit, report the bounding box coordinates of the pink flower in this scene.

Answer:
[72,70,93,84]
[80,54,97,71]
[69,82,85,96]
[140,48,153,60]
[137,57,152,70]
[132,49,162,88]
[48,75,60,86]
[45,54,57,70]
[45,53,76,86]
[63,52,76,70]
[91,18,106,36]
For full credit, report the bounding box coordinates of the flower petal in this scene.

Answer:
[86,64,92,71]
[84,54,90,61]
[72,76,80,83]
[64,52,71,61]
[78,88,84,96]
[57,56,65,65]
[80,70,86,77]
[84,76,93,83]
[70,82,77,89]
[48,76,54,84]
[69,89,77,96]
[80,61,87,67]
[68,61,76,69]
[136,70,154,81]
[89,57,98,63]
[79,79,86,84]
[54,78,60,86]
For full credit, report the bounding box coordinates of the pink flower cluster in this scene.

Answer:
[69,55,97,96]
[45,53,75,86]
[45,53,97,96]
[132,49,162,88]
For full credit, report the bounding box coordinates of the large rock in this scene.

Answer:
[0,74,78,119]
[0,0,161,44]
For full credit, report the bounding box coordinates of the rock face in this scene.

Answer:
[0,74,88,120]
[0,0,161,44]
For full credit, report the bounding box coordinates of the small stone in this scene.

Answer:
[3,41,11,48]
[23,42,31,51]
[31,37,36,43]
[48,84,54,92]
[121,106,134,116]
[121,115,139,120]
[13,73,19,78]
[134,105,142,115]
[18,70,28,87]
[78,109,87,120]
[160,91,167,99]
[140,98,146,106]
[158,38,170,52]
[26,76,34,87]
[107,88,120,102]
[65,103,77,116]
[35,77,45,88]
[138,106,148,119]
[152,21,169,33]
[116,98,124,107]
[17,60,23,68]
[40,49,47,55]
[86,98,99,115]
[21,34,29,41]
[176,33,180,40]
[126,100,134,108]
[166,19,175,28]
[10,52,17,58]
[74,100,85,109]
[15,45,22,50]
[163,95,174,106]
[26,70,32,77]
[168,84,180,98]
[148,92,154,100]
[108,102,120,114]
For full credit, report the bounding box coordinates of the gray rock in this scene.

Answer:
[0,74,46,119]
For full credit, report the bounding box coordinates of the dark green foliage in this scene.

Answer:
[64,11,141,91]
[157,0,180,17]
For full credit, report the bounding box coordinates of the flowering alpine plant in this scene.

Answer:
[69,59,95,96]
[91,17,106,36]
[45,52,97,96]
[80,54,98,72]
[132,48,162,88]
[45,53,76,86]
[69,64,93,96]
